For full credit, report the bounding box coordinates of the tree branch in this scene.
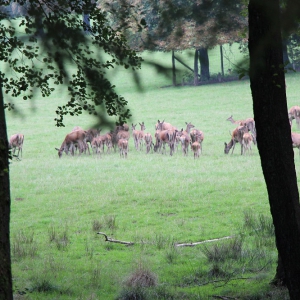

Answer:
[97,232,134,245]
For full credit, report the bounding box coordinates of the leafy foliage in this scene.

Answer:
[0,0,142,126]
[100,0,248,51]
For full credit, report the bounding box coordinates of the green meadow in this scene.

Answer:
[7,45,298,299]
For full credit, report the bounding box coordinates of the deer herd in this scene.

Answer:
[8,105,300,160]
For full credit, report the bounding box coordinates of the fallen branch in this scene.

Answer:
[97,232,234,248]
[212,295,237,300]
[175,236,234,247]
[97,232,134,246]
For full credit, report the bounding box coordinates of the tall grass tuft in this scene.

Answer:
[124,268,157,288]
[243,209,274,237]
[200,237,243,262]
[12,230,38,259]
[48,225,70,250]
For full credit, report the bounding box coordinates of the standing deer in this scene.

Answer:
[131,123,140,150]
[138,122,146,150]
[292,132,300,156]
[118,138,128,158]
[9,133,24,158]
[242,132,253,155]
[178,122,195,156]
[155,120,177,131]
[154,128,177,156]
[191,133,203,159]
[288,106,300,128]
[144,133,153,154]
[190,128,204,153]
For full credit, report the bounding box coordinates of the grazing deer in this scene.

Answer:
[9,133,24,158]
[288,106,300,128]
[292,132,300,156]
[227,115,256,144]
[224,124,248,155]
[71,127,99,154]
[144,133,153,154]
[55,129,88,158]
[118,138,128,158]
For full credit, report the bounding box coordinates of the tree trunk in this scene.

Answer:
[220,45,224,77]
[198,48,210,81]
[0,83,13,299]
[194,49,199,86]
[172,50,176,86]
[271,253,287,286]
[248,1,300,299]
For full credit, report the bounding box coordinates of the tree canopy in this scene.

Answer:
[0,0,142,127]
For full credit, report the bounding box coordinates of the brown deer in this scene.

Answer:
[190,128,204,153]
[138,122,146,150]
[71,127,99,154]
[118,138,128,158]
[224,124,248,155]
[9,133,24,158]
[242,132,253,155]
[144,132,153,154]
[154,128,177,156]
[288,106,300,128]
[191,136,202,159]
[155,120,177,131]
[178,122,195,156]
[227,115,256,144]
[117,127,130,141]
[131,123,140,150]
[292,132,300,156]
[55,129,89,158]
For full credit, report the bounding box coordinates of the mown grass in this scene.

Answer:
[7,45,298,299]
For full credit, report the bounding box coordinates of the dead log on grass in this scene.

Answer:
[174,235,234,247]
[97,232,234,247]
[97,232,134,246]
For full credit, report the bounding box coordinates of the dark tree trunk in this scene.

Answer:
[194,49,199,86]
[0,84,13,299]
[172,50,176,86]
[271,254,287,286]
[248,1,300,299]
[198,48,210,81]
[220,45,224,77]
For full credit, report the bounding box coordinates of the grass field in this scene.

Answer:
[7,46,298,299]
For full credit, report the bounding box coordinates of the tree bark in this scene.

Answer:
[194,49,199,86]
[248,1,300,299]
[220,45,224,77]
[198,48,210,81]
[172,50,176,86]
[0,83,13,299]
